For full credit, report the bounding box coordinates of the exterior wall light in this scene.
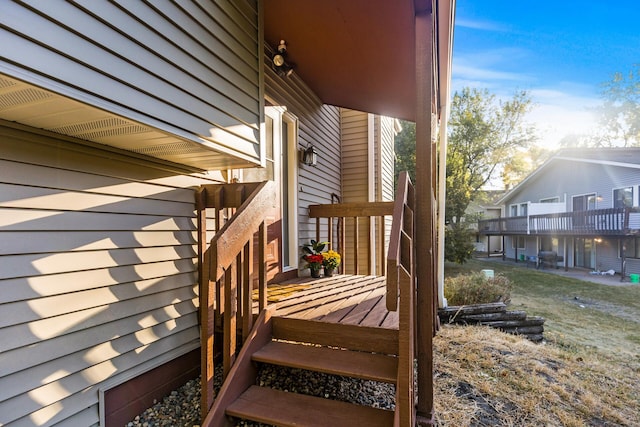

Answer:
[272,39,294,77]
[302,146,317,166]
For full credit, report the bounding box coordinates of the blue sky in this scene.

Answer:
[451,1,640,148]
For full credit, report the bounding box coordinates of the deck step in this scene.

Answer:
[252,341,398,383]
[272,316,399,355]
[226,385,395,427]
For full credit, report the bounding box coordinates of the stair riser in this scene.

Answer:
[273,317,399,355]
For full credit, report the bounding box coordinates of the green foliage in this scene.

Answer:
[445,87,535,263]
[446,88,536,223]
[394,120,416,185]
[593,65,640,147]
[444,272,513,306]
[302,240,328,255]
[444,224,475,264]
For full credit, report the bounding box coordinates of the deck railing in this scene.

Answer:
[479,207,639,236]
[308,200,394,275]
[195,181,274,418]
[387,171,416,426]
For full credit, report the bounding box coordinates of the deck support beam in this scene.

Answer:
[414,6,435,424]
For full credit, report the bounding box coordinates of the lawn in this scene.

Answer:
[444,258,640,359]
[434,258,640,426]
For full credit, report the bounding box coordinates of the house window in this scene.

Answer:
[613,187,633,208]
[620,238,640,259]
[510,205,518,217]
[572,193,596,211]
[520,203,528,216]
[511,236,525,250]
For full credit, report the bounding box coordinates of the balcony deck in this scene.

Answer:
[478,207,640,237]
[260,274,397,329]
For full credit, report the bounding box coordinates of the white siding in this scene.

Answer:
[0,0,263,164]
[0,124,224,426]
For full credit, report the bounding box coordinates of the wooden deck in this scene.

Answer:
[263,274,398,329]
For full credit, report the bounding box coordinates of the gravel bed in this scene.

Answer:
[126,363,395,427]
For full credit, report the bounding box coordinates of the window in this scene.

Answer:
[510,205,518,217]
[520,203,528,216]
[613,187,633,208]
[572,193,596,211]
[620,237,640,258]
[511,236,525,249]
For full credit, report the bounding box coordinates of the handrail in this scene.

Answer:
[386,171,416,426]
[195,181,274,419]
[308,201,393,275]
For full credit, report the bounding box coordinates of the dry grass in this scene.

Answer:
[436,259,639,426]
[434,323,639,426]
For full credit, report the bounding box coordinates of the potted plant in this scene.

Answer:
[302,240,328,278]
[322,250,341,277]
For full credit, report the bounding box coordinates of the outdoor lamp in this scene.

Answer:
[272,39,294,77]
[302,146,317,166]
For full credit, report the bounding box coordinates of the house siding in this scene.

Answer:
[501,158,640,273]
[0,0,263,163]
[0,124,224,426]
[264,55,341,260]
[340,110,372,273]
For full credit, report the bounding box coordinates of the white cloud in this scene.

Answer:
[455,18,509,32]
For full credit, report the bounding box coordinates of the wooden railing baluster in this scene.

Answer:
[196,181,274,419]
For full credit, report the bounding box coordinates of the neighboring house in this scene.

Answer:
[0,1,455,426]
[467,191,505,255]
[479,148,640,277]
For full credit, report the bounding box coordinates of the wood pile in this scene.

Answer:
[438,302,545,342]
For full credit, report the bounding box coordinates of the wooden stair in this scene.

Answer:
[203,309,400,427]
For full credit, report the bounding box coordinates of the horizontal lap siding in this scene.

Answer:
[264,57,341,247]
[0,0,262,161]
[0,126,224,426]
[340,110,370,273]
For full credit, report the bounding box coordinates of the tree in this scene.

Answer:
[501,146,551,190]
[445,87,536,263]
[394,119,416,184]
[591,65,640,147]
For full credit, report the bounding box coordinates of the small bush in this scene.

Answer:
[444,272,513,306]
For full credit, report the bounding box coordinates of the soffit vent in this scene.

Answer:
[50,117,149,140]
[0,87,54,109]
[0,76,18,89]
[132,142,204,156]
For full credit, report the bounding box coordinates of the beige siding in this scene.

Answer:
[379,116,396,265]
[0,124,224,426]
[340,110,372,273]
[264,54,341,258]
[0,0,263,163]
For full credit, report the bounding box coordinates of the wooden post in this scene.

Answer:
[223,263,237,378]
[415,5,435,424]
[258,220,267,311]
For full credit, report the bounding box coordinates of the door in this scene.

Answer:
[243,106,298,280]
[574,237,595,269]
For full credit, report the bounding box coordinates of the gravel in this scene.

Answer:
[126,362,396,427]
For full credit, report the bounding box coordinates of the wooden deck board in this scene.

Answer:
[271,274,399,330]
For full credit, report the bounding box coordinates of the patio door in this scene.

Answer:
[574,237,595,269]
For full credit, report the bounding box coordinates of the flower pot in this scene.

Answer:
[324,267,335,277]
[310,266,321,278]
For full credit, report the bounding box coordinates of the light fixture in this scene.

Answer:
[272,39,294,77]
[302,146,317,166]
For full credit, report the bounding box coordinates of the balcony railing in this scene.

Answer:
[479,207,640,236]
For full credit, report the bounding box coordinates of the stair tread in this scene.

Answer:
[226,385,395,427]
[253,341,397,384]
